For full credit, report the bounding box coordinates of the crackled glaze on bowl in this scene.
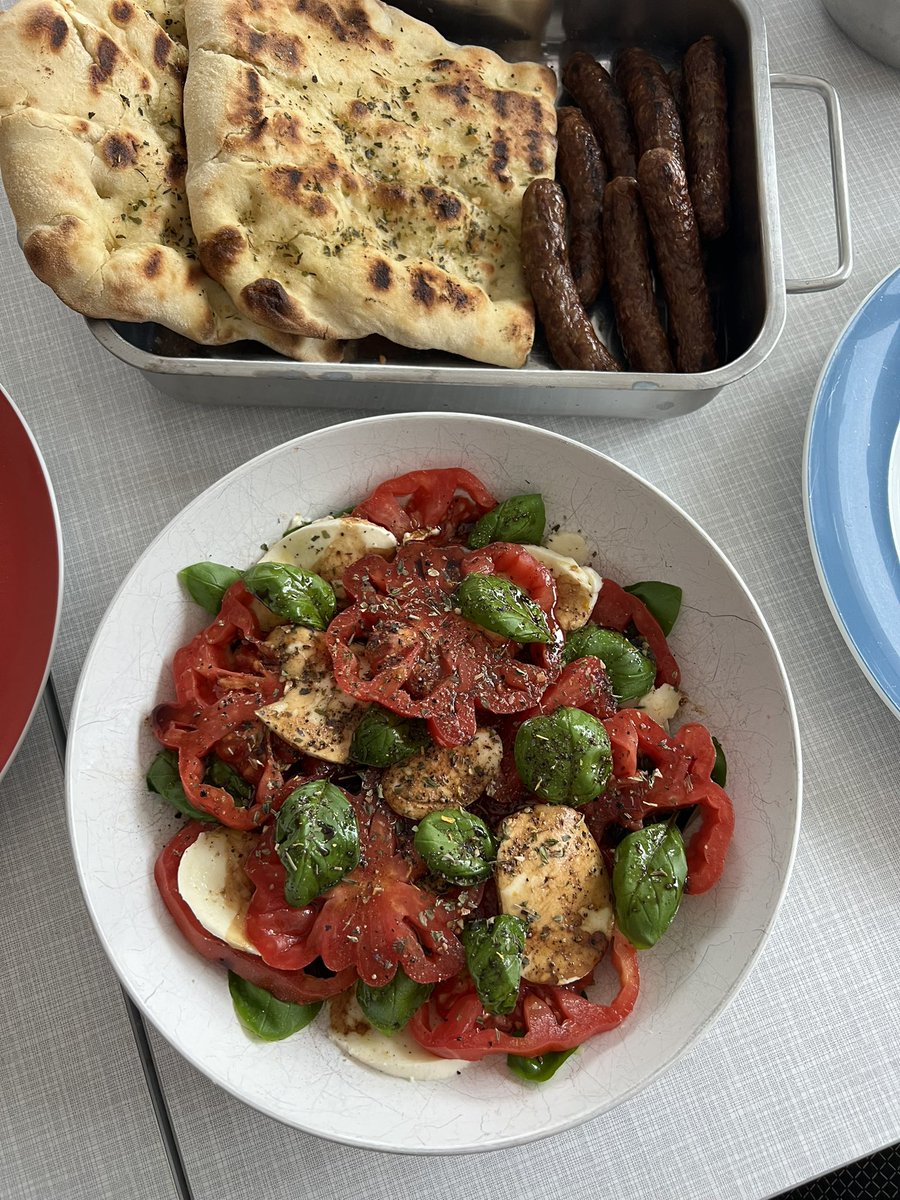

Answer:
[66,414,801,1154]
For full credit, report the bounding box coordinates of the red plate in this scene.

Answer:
[0,385,63,781]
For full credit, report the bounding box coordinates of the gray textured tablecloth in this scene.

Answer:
[2,0,900,1196]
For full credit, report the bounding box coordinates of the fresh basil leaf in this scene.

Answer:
[205,757,253,807]
[507,1047,578,1082]
[243,562,336,631]
[356,967,433,1037]
[350,706,430,768]
[462,914,526,1016]
[613,821,687,949]
[275,781,359,907]
[514,707,612,806]
[228,973,322,1041]
[146,749,215,822]
[468,494,546,549]
[563,624,655,703]
[415,809,496,884]
[457,574,551,643]
[178,562,242,614]
[623,581,683,636]
[711,736,727,787]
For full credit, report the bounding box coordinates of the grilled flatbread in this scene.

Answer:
[183,0,557,367]
[0,0,340,360]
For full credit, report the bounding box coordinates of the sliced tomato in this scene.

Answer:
[534,655,617,720]
[592,578,680,688]
[673,723,736,894]
[580,711,734,891]
[243,825,321,970]
[351,467,497,540]
[327,542,562,747]
[245,791,478,987]
[152,583,285,829]
[154,822,354,1005]
[409,932,639,1061]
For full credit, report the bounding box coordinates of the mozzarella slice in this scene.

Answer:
[328,991,472,1081]
[544,530,591,565]
[636,683,683,728]
[381,728,503,821]
[495,804,613,986]
[260,517,397,595]
[177,828,260,956]
[256,625,367,763]
[522,544,602,632]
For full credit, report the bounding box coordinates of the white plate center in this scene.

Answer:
[890,420,900,568]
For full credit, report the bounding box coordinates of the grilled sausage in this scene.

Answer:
[603,177,674,372]
[556,106,607,306]
[562,52,637,179]
[683,35,730,239]
[615,47,685,164]
[521,178,621,372]
[637,148,717,373]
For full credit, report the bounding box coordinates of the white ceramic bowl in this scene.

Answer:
[66,414,801,1154]
[822,0,900,69]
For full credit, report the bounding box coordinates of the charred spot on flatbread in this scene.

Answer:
[369,259,392,291]
[420,186,463,223]
[23,213,80,281]
[98,130,139,168]
[294,0,392,50]
[25,3,69,49]
[88,34,119,90]
[143,247,163,277]
[198,226,246,276]
[165,146,187,183]
[241,277,330,338]
[110,1,135,26]
[153,29,172,68]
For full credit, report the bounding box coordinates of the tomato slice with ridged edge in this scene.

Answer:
[671,722,736,894]
[580,710,734,893]
[351,467,497,541]
[409,932,639,1061]
[151,583,286,829]
[592,578,680,688]
[154,822,355,1004]
[327,541,563,747]
[245,791,480,988]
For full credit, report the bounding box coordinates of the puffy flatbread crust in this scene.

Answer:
[0,0,340,360]
[183,0,557,367]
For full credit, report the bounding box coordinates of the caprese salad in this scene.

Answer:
[148,467,734,1082]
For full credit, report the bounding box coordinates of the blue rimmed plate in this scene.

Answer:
[804,267,900,719]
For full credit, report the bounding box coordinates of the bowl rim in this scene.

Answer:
[65,411,802,1153]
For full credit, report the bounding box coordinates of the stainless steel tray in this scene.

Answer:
[87,0,852,418]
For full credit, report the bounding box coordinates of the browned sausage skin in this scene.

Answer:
[562,52,637,179]
[683,35,730,239]
[603,177,674,373]
[521,178,621,372]
[669,67,684,115]
[637,148,717,373]
[556,106,607,306]
[615,47,685,164]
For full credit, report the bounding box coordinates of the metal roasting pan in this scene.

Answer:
[86,0,853,418]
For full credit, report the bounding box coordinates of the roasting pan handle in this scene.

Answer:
[770,73,853,293]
